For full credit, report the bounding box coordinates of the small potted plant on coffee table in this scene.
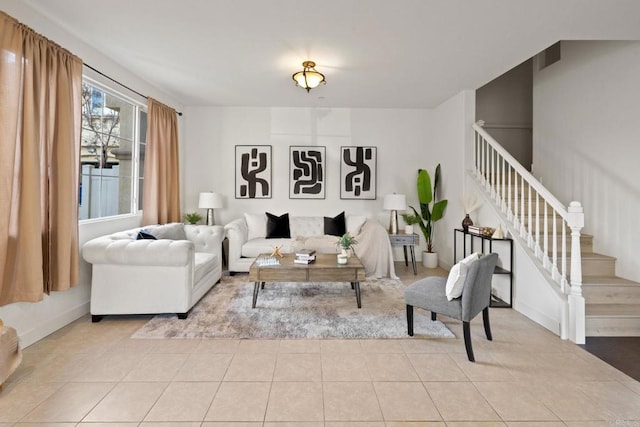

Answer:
[336,232,358,264]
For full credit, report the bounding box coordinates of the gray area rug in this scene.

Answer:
[131,275,455,339]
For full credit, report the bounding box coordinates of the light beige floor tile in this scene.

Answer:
[107,338,158,354]
[360,339,405,353]
[449,352,515,381]
[140,423,201,427]
[237,339,280,353]
[400,339,451,354]
[173,353,233,381]
[196,339,241,353]
[150,338,202,353]
[474,382,559,421]
[563,422,611,427]
[204,381,271,421]
[273,353,321,381]
[407,353,468,382]
[78,423,139,426]
[325,422,385,427]
[365,353,420,381]
[444,423,506,427]
[201,423,261,427]
[23,353,93,383]
[265,381,323,421]
[144,381,219,421]
[374,381,442,421]
[21,382,115,422]
[122,353,188,382]
[321,339,363,353]
[385,423,447,427]
[264,423,323,427]
[83,382,167,422]
[622,380,640,395]
[12,423,77,427]
[223,353,277,381]
[322,353,371,381]
[425,381,500,421]
[524,379,609,421]
[323,381,383,421]
[278,339,320,353]
[505,423,567,426]
[577,380,640,420]
[73,352,142,382]
[0,380,64,422]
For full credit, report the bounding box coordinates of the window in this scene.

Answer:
[79,80,146,220]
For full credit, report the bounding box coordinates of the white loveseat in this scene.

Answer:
[82,223,223,322]
[225,213,397,278]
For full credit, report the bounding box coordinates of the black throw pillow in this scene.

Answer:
[136,230,157,240]
[324,211,346,236]
[266,212,291,238]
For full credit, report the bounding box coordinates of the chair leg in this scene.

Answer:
[406,305,414,336]
[463,321,475,362]
[482,307,493,341]
[431,312,437,321]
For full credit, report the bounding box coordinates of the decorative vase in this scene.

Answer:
[405,225,414,234]
[423,251,438,268]
[462,214,473,232]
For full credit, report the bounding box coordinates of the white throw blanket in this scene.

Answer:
[353,220,398,279]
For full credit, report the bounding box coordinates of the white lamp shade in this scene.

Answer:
[383,194,406,210]
[198,192,223,209]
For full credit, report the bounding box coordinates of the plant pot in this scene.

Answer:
[422,251,438,268]
[404,225,414,234]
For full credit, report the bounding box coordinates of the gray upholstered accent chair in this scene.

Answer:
[404,253,499,362]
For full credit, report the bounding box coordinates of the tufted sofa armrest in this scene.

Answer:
[185,224,224,258]
[83,237,194,266]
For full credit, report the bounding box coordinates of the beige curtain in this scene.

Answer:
[142,98,181,225]
[0,12,82,306]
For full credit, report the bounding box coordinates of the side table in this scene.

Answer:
[388,232,419,275]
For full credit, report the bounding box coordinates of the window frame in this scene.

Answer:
[79,74,147,222]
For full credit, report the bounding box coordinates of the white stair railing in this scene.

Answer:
[473,121,585,344]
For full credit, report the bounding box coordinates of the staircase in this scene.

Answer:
[472,122,640,341]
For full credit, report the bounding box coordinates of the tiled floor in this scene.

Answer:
[2,262,640,426]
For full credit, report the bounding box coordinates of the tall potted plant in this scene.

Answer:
[403,164,448,268]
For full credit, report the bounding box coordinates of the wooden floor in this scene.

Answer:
[581,337,640,381]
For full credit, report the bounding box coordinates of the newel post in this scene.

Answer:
[567,201,585,344]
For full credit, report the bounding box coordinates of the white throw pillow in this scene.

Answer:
[445,252,480,301]
[245,213,267,240]
[146,222,187,240]
[346,215,367,235]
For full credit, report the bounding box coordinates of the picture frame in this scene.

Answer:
[289,146,326,199]
[235,145,272,199]
[340,146,377,200]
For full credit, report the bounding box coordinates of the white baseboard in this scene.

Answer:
[514,299,561,337]
[20,302,90,348]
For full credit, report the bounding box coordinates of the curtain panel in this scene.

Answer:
[142,98,181,225]
[0,12,82,305]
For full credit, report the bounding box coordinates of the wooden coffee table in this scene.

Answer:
[248,253,366,308]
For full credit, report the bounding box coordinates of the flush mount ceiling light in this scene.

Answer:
[292,61,326,92]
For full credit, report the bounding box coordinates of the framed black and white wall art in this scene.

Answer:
[340,146,377,199]
[235,145,272,199]
[289,146,325,199]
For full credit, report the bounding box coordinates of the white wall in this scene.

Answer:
[0,1,183,346]
[532,41,640,282]
[183,107,436,259]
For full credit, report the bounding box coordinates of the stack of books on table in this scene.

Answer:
[294,249,316,264]
[467,225,481,234]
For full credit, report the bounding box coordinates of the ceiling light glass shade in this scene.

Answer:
[292,61,326,92]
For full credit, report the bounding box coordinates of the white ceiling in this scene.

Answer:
[25,0,640,108]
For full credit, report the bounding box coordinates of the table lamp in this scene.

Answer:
[198,192,223,226]
[383,193,406,234]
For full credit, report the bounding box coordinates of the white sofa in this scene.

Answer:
[224,213,396,278]
[82,223,223,322]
